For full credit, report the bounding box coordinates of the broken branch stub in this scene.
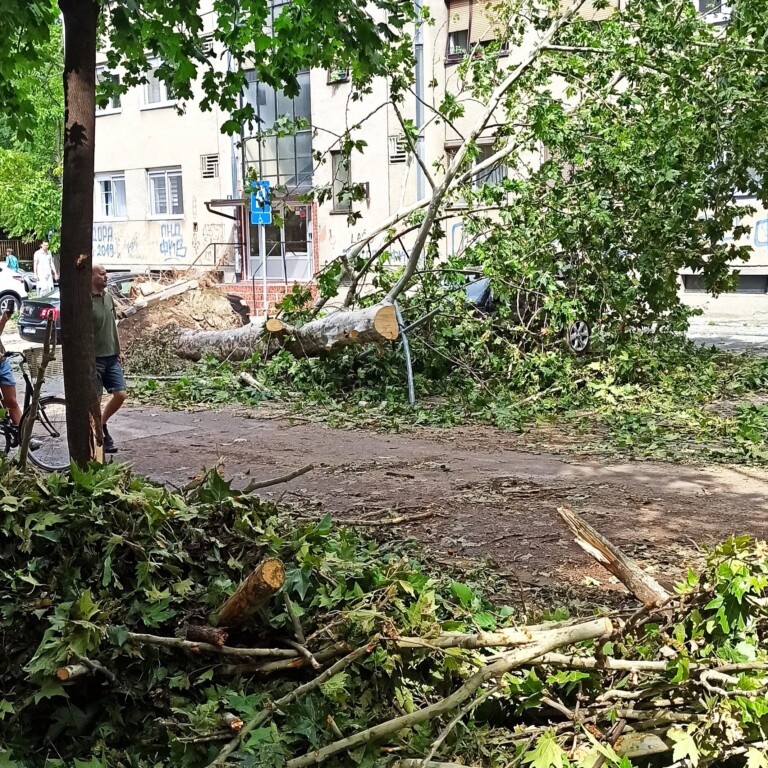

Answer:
[215,558,286,627]
[557,506,670,607]
[174,303,398,362]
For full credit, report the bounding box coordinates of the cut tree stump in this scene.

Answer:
[174,303,398,362]
[557,506,670,607]
[215,558,286,627]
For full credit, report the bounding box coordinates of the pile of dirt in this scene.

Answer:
[118,273,247,374]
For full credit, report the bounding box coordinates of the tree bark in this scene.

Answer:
[185,624,229,647]
[557,506,670,607]
[174,304,399,362]
[58,0,102,466]
[215,558,286,627]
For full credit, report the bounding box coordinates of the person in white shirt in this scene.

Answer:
[33,240,58,295]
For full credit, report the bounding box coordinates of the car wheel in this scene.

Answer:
[567,320,591,354]
[0,292,21,315]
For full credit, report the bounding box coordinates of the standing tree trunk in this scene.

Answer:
[58,0,102,466]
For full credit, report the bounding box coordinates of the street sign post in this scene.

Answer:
[250,180,271,225]
[250,181,271,312]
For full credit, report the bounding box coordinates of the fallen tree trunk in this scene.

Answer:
[215,558,286,627]
[174,303,399,362]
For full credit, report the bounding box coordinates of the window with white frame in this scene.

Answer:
[96,68,121,113]
[142,66,175,108]
[148,167,184,216]
[95,173,127,219]
[249,205,313,281]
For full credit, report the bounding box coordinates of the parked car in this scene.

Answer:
[20,270,37,293]
[461,269,591,354]
[0,265,29,314]
[17,272,138,344]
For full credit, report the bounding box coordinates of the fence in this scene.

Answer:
[0,239,36,262]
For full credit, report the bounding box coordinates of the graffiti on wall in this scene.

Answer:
[93,224,115,259]
[159,223,187,261]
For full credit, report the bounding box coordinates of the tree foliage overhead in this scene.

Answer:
[0,17,63,244]
[312,0,768,336]
[0,0,416,142]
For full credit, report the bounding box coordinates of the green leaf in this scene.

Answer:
[450,581,473,608]
[32,678,67,705]
[107,625,129,648]
[522,731,567,768]
[668,728,699,768]
[746,747,768,768]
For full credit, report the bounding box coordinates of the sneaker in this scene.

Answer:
[29,438,42,451]
[103,425,118,454]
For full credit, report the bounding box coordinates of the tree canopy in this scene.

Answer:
[0,17,63,245]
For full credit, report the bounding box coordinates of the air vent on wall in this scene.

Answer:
[201,154,219,179]
[388,135,408,164]
[201,36,215,55]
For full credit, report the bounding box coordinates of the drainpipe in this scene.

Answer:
[227,45,243,281]
[414,0,425,201]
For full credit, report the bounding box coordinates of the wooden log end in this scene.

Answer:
[215,558,286,627]
[373,304,399,341]
[261,558,286,589]
[266,318,285,333]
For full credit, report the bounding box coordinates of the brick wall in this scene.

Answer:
[222,281,314,315]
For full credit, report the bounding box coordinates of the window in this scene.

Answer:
[95,173,127,219]
[201,154,220,179]
[448,30,469,57]
[446,0,507,62]
[142,66,175,108]
[389,135,408,164]
[243,70,313,191]
[331,152,351,213]
[327,67,350,84]
[96,68,121,113]
[685,273,767,293]
[474,144,507,187]
[148,167,184,216]
[249,205,313,281]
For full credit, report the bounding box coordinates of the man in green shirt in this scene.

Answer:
[93,264,126,453]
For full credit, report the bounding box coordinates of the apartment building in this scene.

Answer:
[92,0,768,314]
[93,3,241,277]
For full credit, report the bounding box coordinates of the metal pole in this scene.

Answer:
[260,224,267,314]
[394,301,416,407]
[414,0,425,201]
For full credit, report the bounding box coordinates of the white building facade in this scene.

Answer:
[92,0,768,313]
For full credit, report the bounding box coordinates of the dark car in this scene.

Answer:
[461,269,591,354]
[17,272,139,344]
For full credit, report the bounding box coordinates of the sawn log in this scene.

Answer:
[174,303,398,362]
[215,558,286,627]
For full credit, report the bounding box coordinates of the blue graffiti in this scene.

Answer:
[159,223,187,260]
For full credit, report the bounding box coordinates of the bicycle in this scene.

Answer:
[1,351,70,472]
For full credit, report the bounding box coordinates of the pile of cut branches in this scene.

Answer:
[0,462,767,767]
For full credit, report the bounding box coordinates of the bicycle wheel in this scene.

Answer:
[22,396,70,472]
